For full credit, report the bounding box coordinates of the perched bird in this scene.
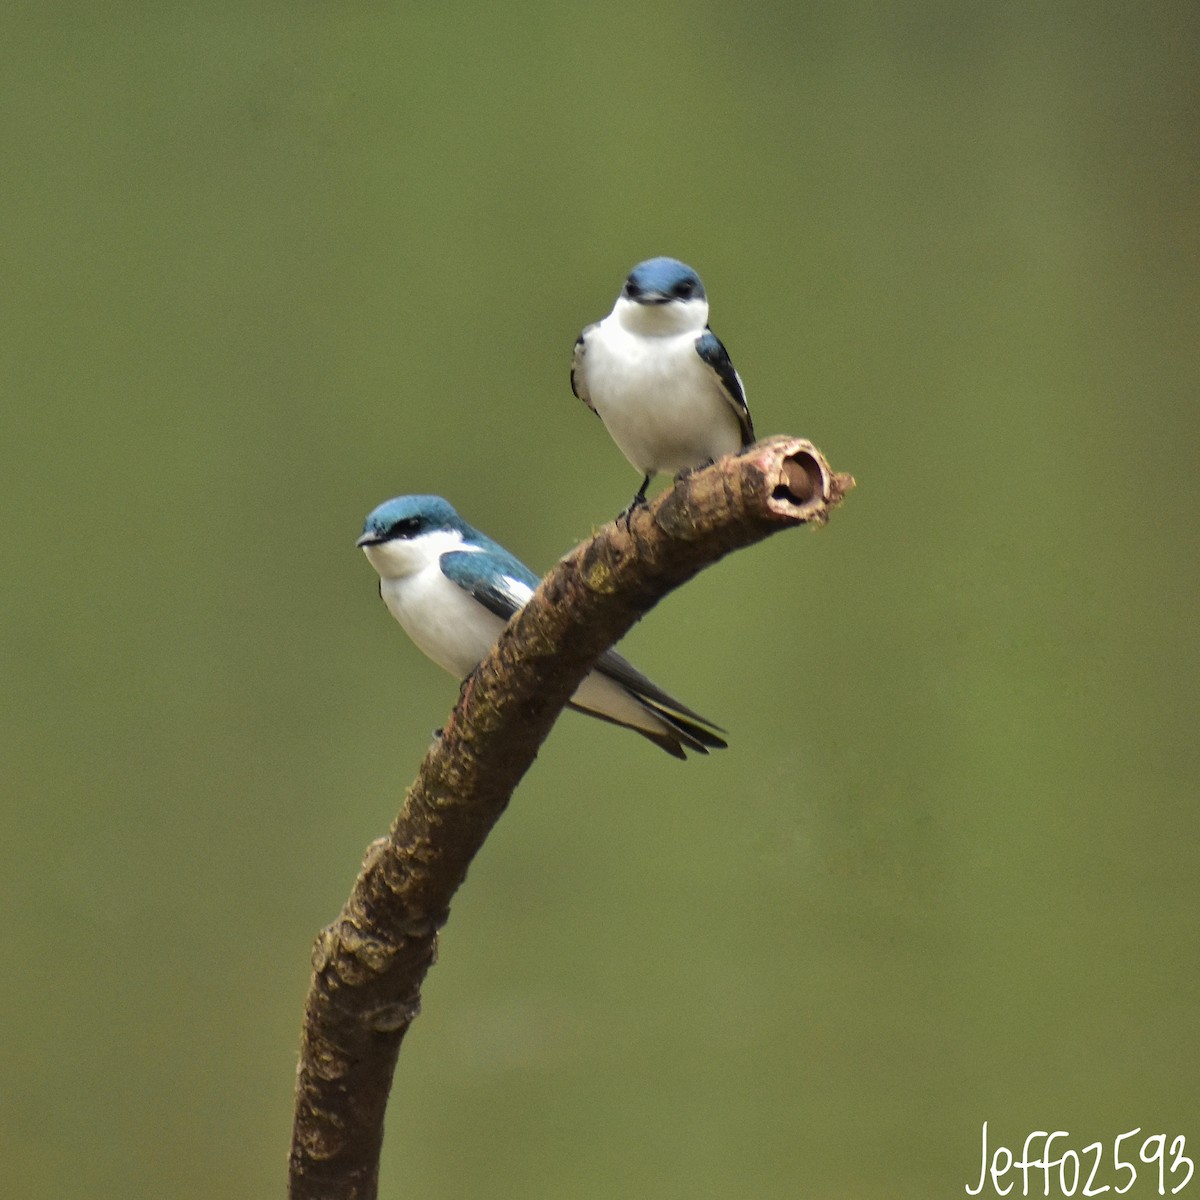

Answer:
[357,495,727,759]
[571,256,755,514]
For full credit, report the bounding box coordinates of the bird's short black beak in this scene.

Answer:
[356,532,381,548]
[625,287,670,305]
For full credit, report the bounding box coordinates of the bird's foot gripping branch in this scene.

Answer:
[288,435,854,1200]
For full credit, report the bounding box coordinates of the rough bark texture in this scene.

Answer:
[289,437,854,1199]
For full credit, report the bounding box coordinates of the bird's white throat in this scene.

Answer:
[362,528,476,581]
[613,294,709,337]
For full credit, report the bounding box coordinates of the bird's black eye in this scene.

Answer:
[624,279,641,298]
[387,516,422,539]
[673,280,693,298]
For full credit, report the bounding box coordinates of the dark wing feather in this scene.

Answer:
[695,328,755,447]
[564,702,690,759]
[593,648,727,752]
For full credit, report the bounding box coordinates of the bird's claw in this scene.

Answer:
[617,492,649,532]
[617,475,652,532]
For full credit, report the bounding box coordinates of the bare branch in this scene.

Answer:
[288,436,854,1199]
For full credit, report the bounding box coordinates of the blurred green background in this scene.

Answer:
[3,2,1197,1197]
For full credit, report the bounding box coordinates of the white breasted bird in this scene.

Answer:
[358,495,727,759]
[571,256,755,514]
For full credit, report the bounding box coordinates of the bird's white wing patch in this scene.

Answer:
[499,575,535,607]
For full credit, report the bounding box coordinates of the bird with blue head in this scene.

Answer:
[571,256,755,516]
[358,494,726,759]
